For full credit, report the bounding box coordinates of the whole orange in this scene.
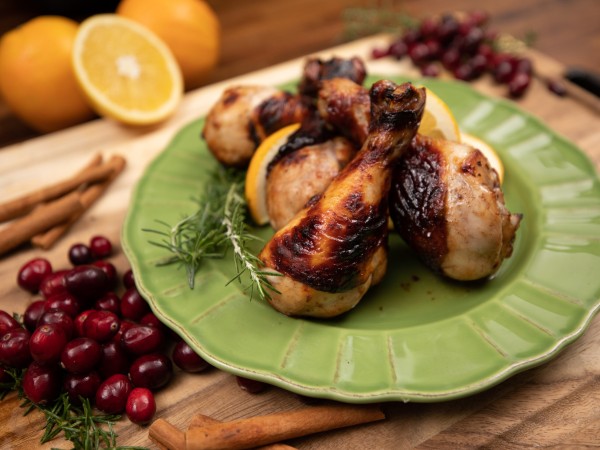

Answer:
[0,16,95,133]
[117,0,220,90]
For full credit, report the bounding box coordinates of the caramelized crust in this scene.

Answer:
[389,137,448,270]
[259,81,426,317]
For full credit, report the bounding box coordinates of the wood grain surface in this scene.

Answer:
[0,33,599,449]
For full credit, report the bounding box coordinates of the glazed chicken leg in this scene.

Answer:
[259,80,426,317]
[389,135,522,280]
[316,77,522,281]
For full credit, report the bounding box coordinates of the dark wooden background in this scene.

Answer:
[0,0,598,148]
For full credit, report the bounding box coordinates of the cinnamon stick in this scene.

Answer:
[0,153,116,223]
[149,418,186,450]
[185,404,385,450]
[31,154,126,249]
[188,414,297,450]
[0,191,84,256]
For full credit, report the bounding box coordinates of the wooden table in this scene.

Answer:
[1,21,600,450]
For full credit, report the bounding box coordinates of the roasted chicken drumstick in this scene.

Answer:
[316,77,521,281]
[389,135,522,280]
[259,80,426,317]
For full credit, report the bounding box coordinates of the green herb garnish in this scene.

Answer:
[144,166,280,301]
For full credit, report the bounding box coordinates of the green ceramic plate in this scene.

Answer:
[122,77,600,403]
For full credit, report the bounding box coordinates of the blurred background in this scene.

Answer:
[1,0,598,79]
[0,0,598,144]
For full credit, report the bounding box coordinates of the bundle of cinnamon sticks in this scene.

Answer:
[149,403,385,450]
[0,153,126,256]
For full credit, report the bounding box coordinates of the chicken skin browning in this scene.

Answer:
[266,136,356,230]
[259,80,426,317]
[315,78,522,280]
[317,77,371,146]
[389,135,522,281]
[298,56,367,99]
[202,85,309,167]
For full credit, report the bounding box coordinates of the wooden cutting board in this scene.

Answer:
[0,35,599,449]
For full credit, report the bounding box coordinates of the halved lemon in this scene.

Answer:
[461,132,505,183]
[419,88,461,143]
[245,123,301,225]
[72,14,183,126]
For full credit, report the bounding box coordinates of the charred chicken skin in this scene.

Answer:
[389,136,522,280]
[315,77,522,281]
[258,80,426,317]
[298,56,367,99]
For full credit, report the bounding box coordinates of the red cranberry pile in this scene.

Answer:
[0,235,221,426]
[371,11,549,98]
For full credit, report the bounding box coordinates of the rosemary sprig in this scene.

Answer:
[221,181,281,301]
[144,166,279,301]
[1,368,144,450]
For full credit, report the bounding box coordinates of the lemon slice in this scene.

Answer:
[461,132,505,183]
[72,14,183,126]
[245,123,301,225]
[419,88,461,143]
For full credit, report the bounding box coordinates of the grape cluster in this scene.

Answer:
[372,11,540,98]
[0,236,224,426]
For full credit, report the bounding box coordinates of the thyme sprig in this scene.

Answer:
[144,166,279,301]
[0,368,144,450]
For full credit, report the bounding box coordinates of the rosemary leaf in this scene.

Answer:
[145,165,279,300]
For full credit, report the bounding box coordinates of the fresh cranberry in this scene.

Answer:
[82,310,120,343]
[94,292,120,315]
[408,42,431,64]
[99,341,130,379]
[126,387,156,425]
[64,371,102,405]
[420,62,440,77]
[122,269,136,289]
[547,79,567,96]
[402,28,421,46]
[112,319,136,344]
[236,376,267,394]
[172,340,210,373]
[508,72,532,98]
[0,328,31,368]
[419,17,438,38]
[453,63,476,81]
[493,56,516,83]
[371,46,390,59]
[95,374,133,414]
[388,39,408,59]
[436,14,460,42]
[0,310,19,336]
[29,324,68,365]
[89,235,113,259]
[23,300,46,332]
[129,353,172,390]
[44,292,80,318]
[91,261,117,289]
[39,270,68,298]
[65,265,110,304]
[22,361,62,404]
[68,243,93,266]
[61,337,102,374]
[37,308,74,339]
[120,288,149,322]
[74,310,94,337]
[17,258,53,293]
[441,47,461,70]
[121,325,164,356]
[139,313,169,336]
